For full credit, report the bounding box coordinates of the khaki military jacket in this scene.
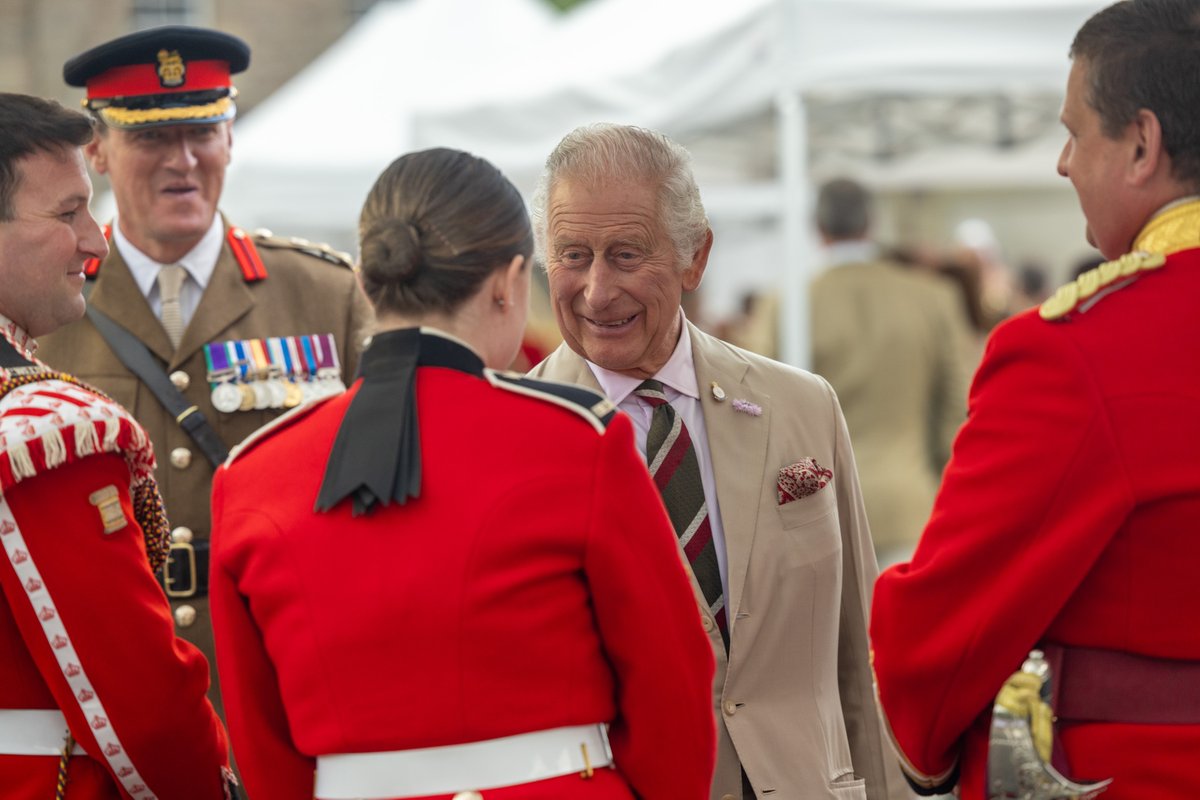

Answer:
[37,219,374,715]
[811,259,972,555]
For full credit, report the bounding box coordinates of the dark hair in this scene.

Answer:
[1071,0,1200,188]
[358,148,533,316]
[0,93,94,220]
[815,178,871,240]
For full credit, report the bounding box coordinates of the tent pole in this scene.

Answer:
[776,87,814,369]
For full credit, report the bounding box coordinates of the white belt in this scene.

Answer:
[0,710,87,756]
[314,723,613,799]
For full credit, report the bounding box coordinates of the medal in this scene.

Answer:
[205,344,242,413]
[238,383,256,411]
[283,380,304,408]
[313,333,347,397]
[211,381,242,413]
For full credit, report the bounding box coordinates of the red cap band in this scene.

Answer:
[86,60,231,100]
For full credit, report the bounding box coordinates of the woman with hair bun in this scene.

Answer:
[209,148,715,800]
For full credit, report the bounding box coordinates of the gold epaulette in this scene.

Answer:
[250,228,355,269]
[1039,251,1166,321]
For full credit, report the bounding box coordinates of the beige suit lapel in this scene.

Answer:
[172,234,254,369]
[688,322,770,623]
[88,246,174,363]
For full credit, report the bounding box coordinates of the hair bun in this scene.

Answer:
[360,219,422,285]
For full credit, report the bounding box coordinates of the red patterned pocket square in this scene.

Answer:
[777,458,833,504]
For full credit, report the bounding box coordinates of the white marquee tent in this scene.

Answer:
[222,0,1107,364]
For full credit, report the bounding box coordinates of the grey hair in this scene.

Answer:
[531,123,709,270]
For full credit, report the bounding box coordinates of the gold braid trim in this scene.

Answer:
[1132,196,1200,256]
[55,731,75,799]
[99,96,233,127]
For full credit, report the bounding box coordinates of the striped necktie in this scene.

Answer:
[635,379,727,646]
[157,264,186,349]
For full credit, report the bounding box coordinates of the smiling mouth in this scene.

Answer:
[586,314,637,329]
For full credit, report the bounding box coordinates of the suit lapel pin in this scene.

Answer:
[732,398,762,416]
[710,381,726,402]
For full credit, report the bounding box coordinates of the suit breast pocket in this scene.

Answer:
[775,484,838,529]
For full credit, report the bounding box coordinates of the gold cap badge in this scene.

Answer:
[156,49,186,88]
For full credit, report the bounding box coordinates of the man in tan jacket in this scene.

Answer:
[530,124,906,800]
[810,179,973,566]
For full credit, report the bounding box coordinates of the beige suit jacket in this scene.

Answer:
[37,220,373,715]
[811,260,972,554]
[532,321,906,800]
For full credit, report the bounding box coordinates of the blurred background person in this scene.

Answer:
[36,26,374,719]
[210,148,715,800]
[810,178,972,566]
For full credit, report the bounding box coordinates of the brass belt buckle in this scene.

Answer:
[163,542,197,598]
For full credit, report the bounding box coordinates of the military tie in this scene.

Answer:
[157,264,186,349]
[634,379,728,646]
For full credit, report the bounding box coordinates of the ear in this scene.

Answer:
[492,254,527,307]
[1128,108,1166,187]
[224,121,234,165]
[85,135,107,175]
[681,228,713,292]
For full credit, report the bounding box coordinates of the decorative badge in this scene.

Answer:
[156,49,186,88]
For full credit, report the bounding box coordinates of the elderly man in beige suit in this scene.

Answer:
[529,124,906,800]
[810,179,972,566]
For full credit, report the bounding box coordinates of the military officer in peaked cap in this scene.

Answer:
[38,25,374,720]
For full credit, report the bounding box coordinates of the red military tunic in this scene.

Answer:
[210,328,715,800]
[0,321,229,800]
[871,202,1200,799]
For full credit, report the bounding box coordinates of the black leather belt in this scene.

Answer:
[161,539,209,599]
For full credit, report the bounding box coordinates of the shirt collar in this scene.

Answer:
[0,312,36,359]
[587,308,699,404]
[822,240,879,268]
[114,213,224,296]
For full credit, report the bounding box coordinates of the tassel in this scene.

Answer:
[75,421,99,457]
[42,428,67,469]
[102,418,119,450]
[8,440,34,480]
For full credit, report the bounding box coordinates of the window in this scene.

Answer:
[131,0,208,29]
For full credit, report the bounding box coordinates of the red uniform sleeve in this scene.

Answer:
[583,413,716,799]
[210,463,315,800]
[869,316,1133,791]
[0,453,229,799]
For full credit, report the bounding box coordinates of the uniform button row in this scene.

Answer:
[174,604,196,628]
[170,447,192,469]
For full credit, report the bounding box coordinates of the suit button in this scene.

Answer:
[722,795,736,800]
[702,616,714,632]
[170,526,193,544]
[169,370,190,391]
[169,447,192,469]
[724,700,738,716]
[174,604,197,628]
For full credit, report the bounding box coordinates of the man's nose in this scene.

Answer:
[164,138,199,171]
[79,210,109,261]
[582,258,619,309]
